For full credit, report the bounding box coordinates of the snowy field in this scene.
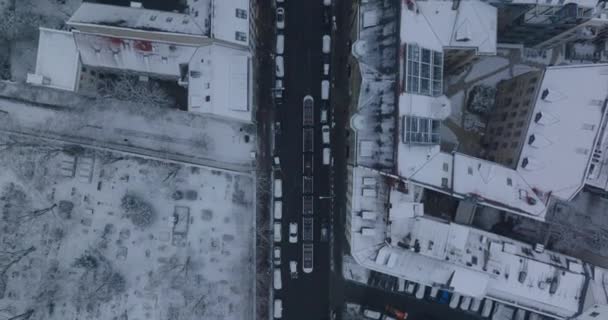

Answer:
[0,134,255,320]
[0,93,256,172]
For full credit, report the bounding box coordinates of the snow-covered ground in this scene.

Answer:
[0,91,256,172]
[448,90,465,123]
[0,134,255,320]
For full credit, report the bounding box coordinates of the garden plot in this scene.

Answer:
[0,135,255,320]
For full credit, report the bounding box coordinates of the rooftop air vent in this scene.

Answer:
[541,89,549,100]
[522,157,529,168]
[534,112,542,123]
[528,135,535,145]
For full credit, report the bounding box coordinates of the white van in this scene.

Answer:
[276,34,284,55]
[273,268,282,290]
[274,200,282,219]
[323,147,331,165]
[273,222,282,242]
[321,80,330,100]
[275,56,284,78]
[274,299,283,319]
[274,178,282,198]
[322,35,331,54]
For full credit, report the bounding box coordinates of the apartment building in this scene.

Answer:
[28,0,255,122]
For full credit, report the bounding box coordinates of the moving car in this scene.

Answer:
[276,8,285,29]
[289,222,298,243]
[273,246,281,266]
[322,35,331,53]
[290,260,298,279]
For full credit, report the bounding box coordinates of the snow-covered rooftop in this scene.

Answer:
[68,3,208,36]
[349,184,588,318]
[406,152,547,219]
[73,31,198,78]
[400,0,497,54]
[188,44,251,121]
[29,28,80,91]
[209,0,250,47]
[517,65,608,201]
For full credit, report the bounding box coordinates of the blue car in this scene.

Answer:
[438,290,451,304]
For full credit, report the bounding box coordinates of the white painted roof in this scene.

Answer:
[400,0,497,54]
[68,3,207,36]
[517,65,608,201]
[31,28,80,91]
[187,44,251,121]
[210,0,250,47]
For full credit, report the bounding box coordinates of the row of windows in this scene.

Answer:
[235,8,248,19]
[405,44,443,96]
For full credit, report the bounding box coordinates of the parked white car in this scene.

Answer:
[449,293,461,309]
[289,222,298,243]
[321,80,329,100]
[322,35,331,53]
[273,222,282,242]
[274,200,282,219]
[274,299,283,319]
[415,284,425,299]
[273,268,282,290]
[460,296,471,311]
[276,8,285,29]
[276,34,284,54]
[322,125,330,144]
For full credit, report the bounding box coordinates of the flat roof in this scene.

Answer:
[68,3,207,36]
[400,0,497,54]
[31,28,80,91]
[210,0,250,47]
[517,64,608,201]
[188,44,251,121]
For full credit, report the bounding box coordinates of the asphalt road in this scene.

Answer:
[273,1,332,319]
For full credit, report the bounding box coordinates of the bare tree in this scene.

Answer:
[0,246,36,278]
[121,193,156,228]
[98,75,175,107]
[0,9,43,41]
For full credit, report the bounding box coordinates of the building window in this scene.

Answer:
[405,44,443,96]
[235,31,247,42]
[506,177,512,186]
[403,116,441,144]
[235,8,247,19]
[524,99,531,107]
[501,142,507,148]
[441,178,448,188]
[507,158,514,165]
[205,95,211,102]
[501,113,507,121]
[489,128,495,134]
[516,121,524,128]
[507,123,513,129]
[504,131,512,138]
[467,167,473,175]
[514,130,522,137]
[496,127,504,135]
[511,142,518,148]
[492,142,498,150]
[504,97,513,106]
[512,103,520,109]
[529,77,538,84]
[510,112,517,117]
[519,110,527,117]
[526,86,535,94]
[442,163,449,172]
